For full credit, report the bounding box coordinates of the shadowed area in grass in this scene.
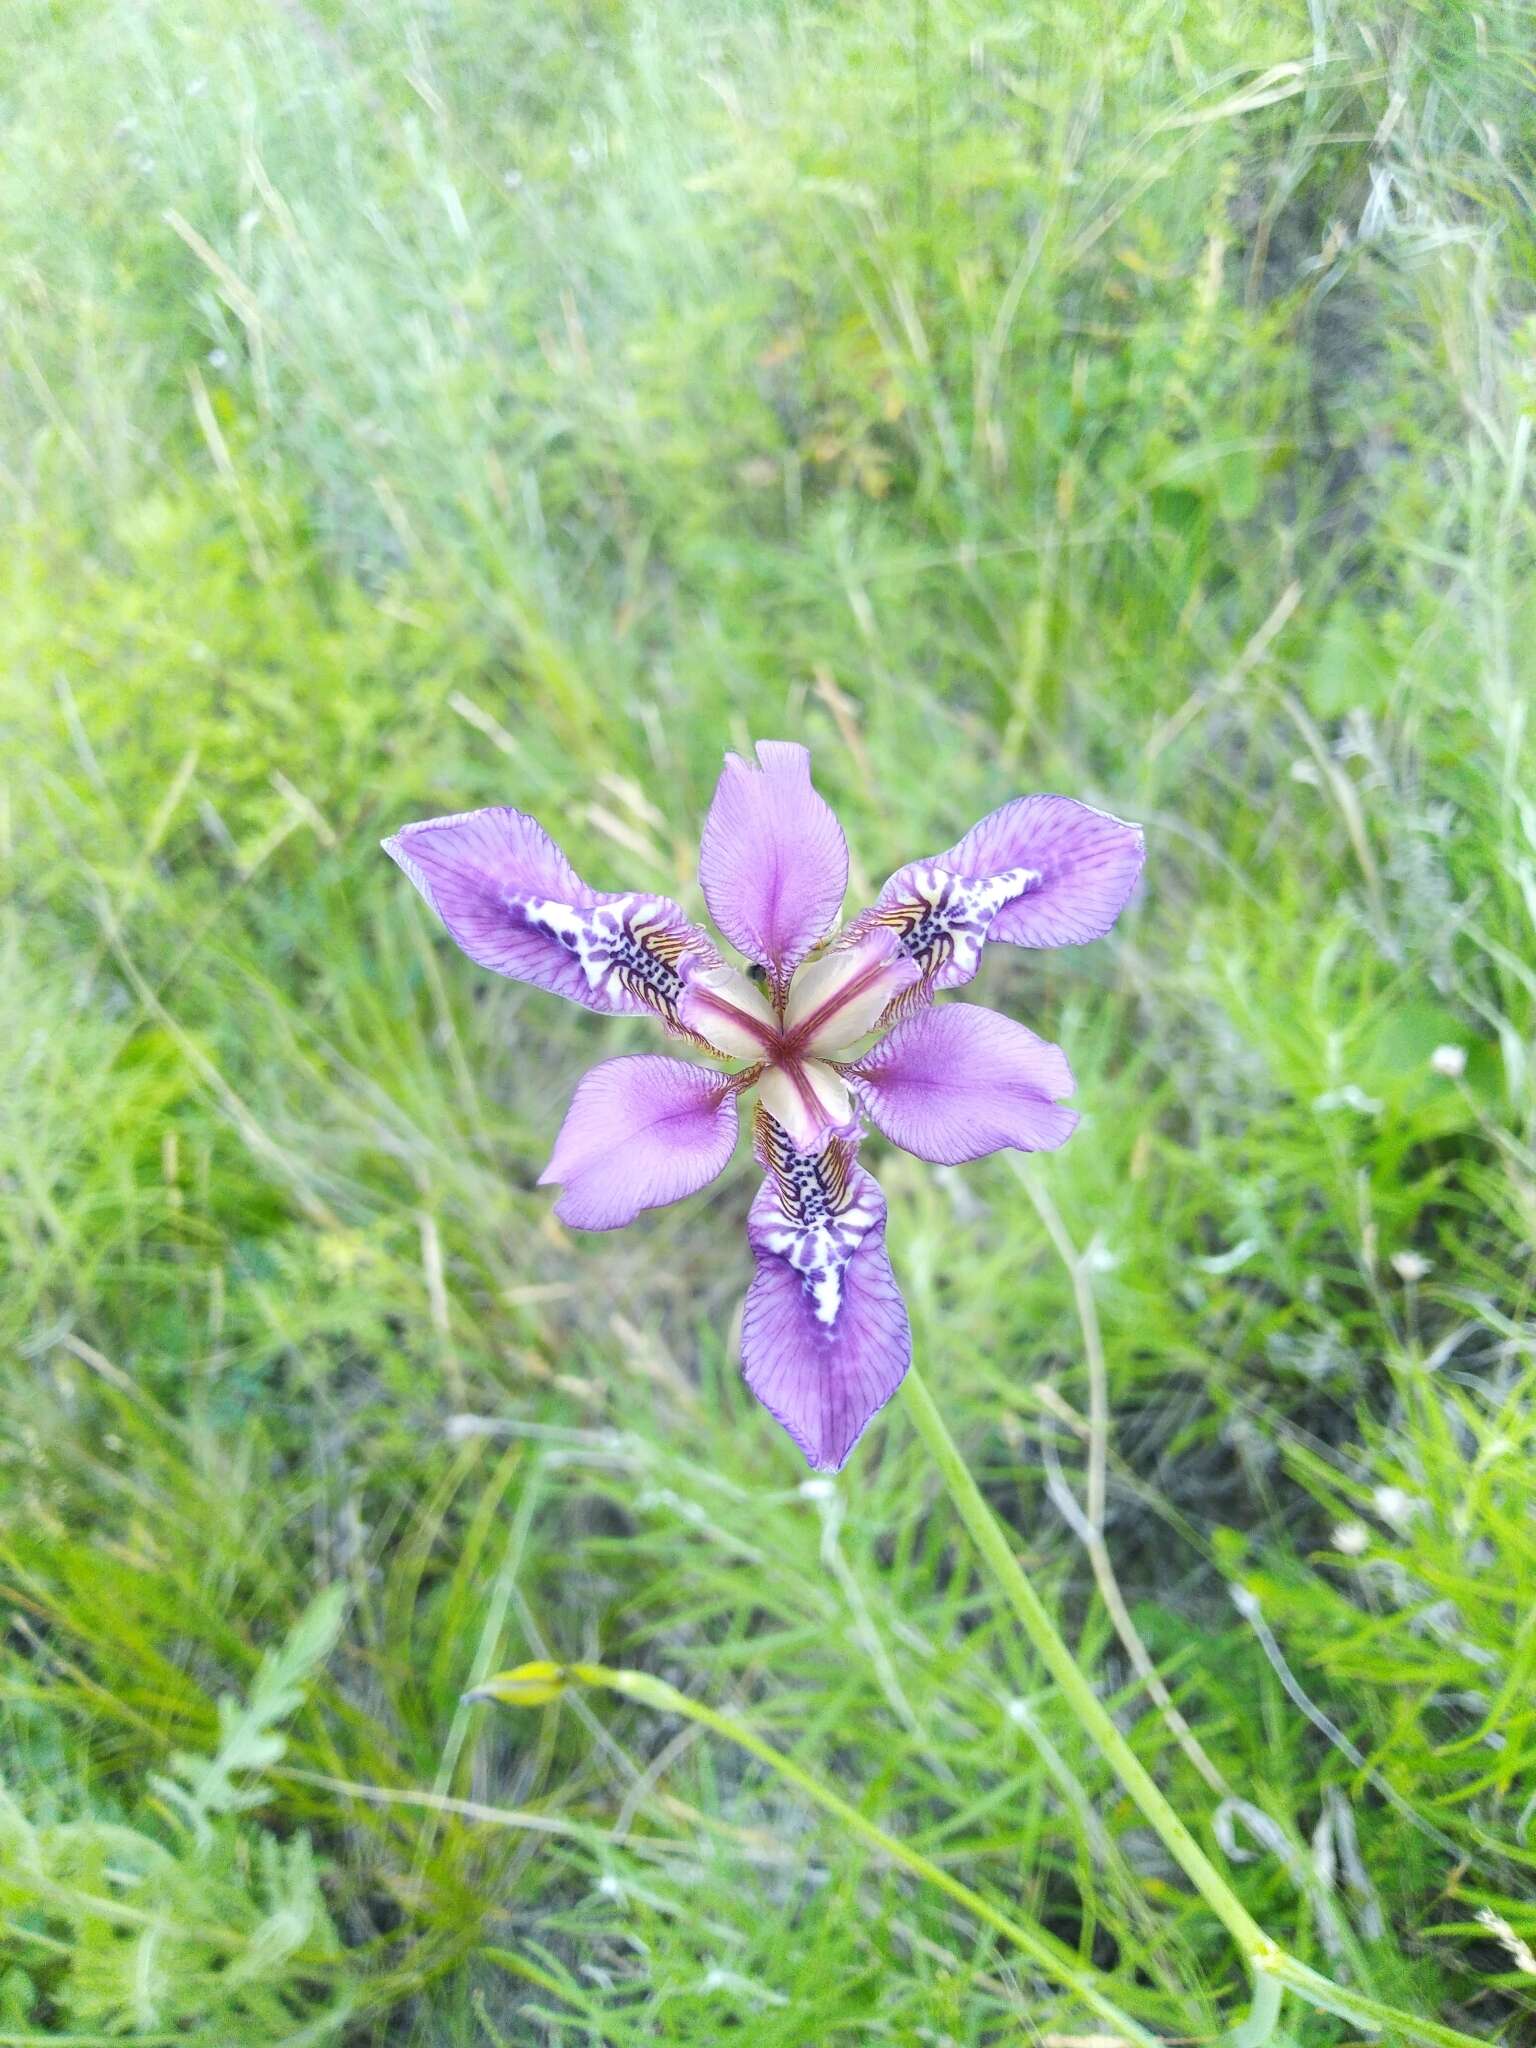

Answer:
[3,0,1534,2041]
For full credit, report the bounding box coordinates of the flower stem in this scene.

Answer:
[471,1661,1161,2044]
[903,1365,1268,1948]
[1225,1969,1283,2048]
[900,1363,1491,2048]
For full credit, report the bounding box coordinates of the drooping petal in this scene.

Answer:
[698,742,849,983]
[537,1056,739,1230]
[758,1058,856,1154]
[914,794,1145,951]
[740,1115,911,1470]
[384,807,717,1024]
[677,961,779,1060]
[852,1002,1078,1164]
[782,929,922,1054]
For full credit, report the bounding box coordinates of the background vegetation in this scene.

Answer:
[4,0,1534,2039]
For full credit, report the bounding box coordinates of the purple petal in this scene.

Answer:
[740,1116,911,1470]
[852,1003,1078,1164]
[537,1056,739,1230]
[384,807,717,1023]
[839,864,1033,1001]
[699,742,849,982]
[928,795,1144,949]
[844,795,1143,1007]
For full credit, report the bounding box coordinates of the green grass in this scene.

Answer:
[3,0,1535,2039]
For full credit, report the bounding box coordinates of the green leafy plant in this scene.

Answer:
[150,1587,347,1841]
[0,1594,351,2041]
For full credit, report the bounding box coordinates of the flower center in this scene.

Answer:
[683,935,916,1066]
[677,935,921,1153]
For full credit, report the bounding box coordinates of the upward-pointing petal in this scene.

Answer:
[384,806,718,1025]
[699,742,849,984]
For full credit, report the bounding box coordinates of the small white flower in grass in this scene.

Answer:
[1373,1484,1423,1529]
[1476,1909,1536,1976]
[596,1873,625,1900]
[1391,1251,1431,1284]
[699,1968,789,2006]
[1430,1043,1467,1078]
[445,1413,496,1441]
[1333,1521,1369,1555]
[1313,1084,1383,1115]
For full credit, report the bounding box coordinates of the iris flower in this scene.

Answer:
[385,743,1142,1469]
